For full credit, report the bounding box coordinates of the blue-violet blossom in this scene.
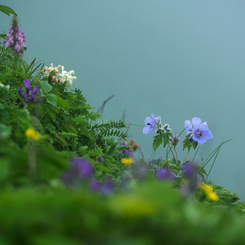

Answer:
[184,117,213,145]
[18,79,39,102]
[143,113,161,134]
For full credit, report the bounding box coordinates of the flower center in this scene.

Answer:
[195,130,202,137]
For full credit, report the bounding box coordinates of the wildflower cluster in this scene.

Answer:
[17,79,39,105]
[63,158,114,194]
[41,63,77,87]
[3,16,26,57]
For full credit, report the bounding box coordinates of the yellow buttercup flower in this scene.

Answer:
[25,128,40,140]
[199,183,218,201]
[207,192,219,201]
[199,184,213,193]
[121,158,134,165]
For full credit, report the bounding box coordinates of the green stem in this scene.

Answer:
[182,150,190,164]
[167,142,178,165]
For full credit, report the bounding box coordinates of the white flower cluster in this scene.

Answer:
[41,63,77,87]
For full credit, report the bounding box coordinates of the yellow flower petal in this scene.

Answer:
[199,184,213,193]
[25,128,40,140]
[207,192,219,201]
[121,158,134,165]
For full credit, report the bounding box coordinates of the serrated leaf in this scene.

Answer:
[153,134,162,151]
[45,93,57,107]
[39,81,52,94]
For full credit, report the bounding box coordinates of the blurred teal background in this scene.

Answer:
[1,1,245,199]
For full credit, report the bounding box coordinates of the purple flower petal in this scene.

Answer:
[24,79,31,94]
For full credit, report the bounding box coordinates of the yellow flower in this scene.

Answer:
[207,192,219,201]
[199,183,218,201]
[121,158,134,165]
[25,128,40,140]
[199,184,213,193]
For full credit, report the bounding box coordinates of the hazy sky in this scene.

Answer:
[1,1,245,199]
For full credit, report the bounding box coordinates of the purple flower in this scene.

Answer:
[17,85,22,95]
[101,179,114,195]
[72,158,93,179]
[3,16,26,56]
[170,132,180,147]
[181,163,198,194]
[32,84,39,94]
[90,179,102,191]
[156,168,175,181]
[183,162,197,179]
[18,80,39,103]
[143,113,161,134]
[62,158,93,185]
[24,79,31,94]
[121,142,133,157]
[185,117,213,145]
[185,117,201,133]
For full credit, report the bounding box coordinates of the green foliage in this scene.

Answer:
[1,20,245,244]
[0,182,244,244]
[0,5,17,16]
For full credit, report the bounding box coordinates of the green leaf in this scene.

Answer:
[45,93,57,107]
[0,5,17,16]
[59,125,77,134]
[56,95,70,111]
[39,81,52,94]
[153,134,163,151]
[163,133,170,148]
[54,135,68,146]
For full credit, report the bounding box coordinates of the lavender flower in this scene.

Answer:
[62,158,93,185]
[3,16,26,57]
[72,158,93,179]
[101,179,114,195]
[156,168,175,181]
[90,178,114,195]
[170,132,180,147]
[181,162,198,194]
[143,113,161,134]
[18,79,39,103]
[121,142,133,157]
[90,179,102,191]
[184,117,213,145]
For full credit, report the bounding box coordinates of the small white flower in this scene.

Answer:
[41,63,61,78]
[58,66,77,86]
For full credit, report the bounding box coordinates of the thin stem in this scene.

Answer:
[206,146,221,180]
[167,142,178,165]
[138,147,146,163]
[174,147,179,162]
[201,139,232,169]
[182,150,190,164]
[191,146,199,163]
